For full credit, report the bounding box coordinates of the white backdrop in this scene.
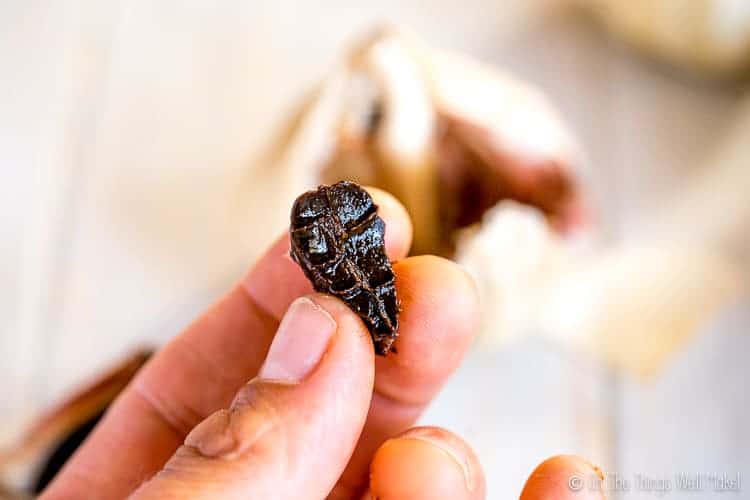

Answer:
[1,1,748,498]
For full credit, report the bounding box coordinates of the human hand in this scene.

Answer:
[41,189,604,499]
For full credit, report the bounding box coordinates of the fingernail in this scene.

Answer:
[401,427,478,493]
[413,437,474,491]
[258,297,336,382]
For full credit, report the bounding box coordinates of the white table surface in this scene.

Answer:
[1,2,748,498]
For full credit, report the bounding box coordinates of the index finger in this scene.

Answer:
[42,188,412,500]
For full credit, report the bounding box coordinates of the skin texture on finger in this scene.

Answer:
[41,189,411,500]
[330,256,479,499]
[520,455,606,500]
[131,294,374,500]
[367,426,485,500]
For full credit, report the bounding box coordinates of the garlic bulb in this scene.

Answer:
[246,27,586,257]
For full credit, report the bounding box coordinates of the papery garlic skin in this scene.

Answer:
[362,37,441,255]
[455,202,570,345]
[641,98,750,269]
[425,48,581,168]
[542,247,744,378]
[458,202,745,378]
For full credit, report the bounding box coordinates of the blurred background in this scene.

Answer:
[1,0,749,498]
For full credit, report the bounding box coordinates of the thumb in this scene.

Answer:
[130,294,375,500]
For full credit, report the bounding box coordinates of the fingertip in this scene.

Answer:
[369,426,485,500]
[394,255,480,342]
[394,254,479,312]
[376,256,479,403]
[366,186,413,260]
[520,455,605,500]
